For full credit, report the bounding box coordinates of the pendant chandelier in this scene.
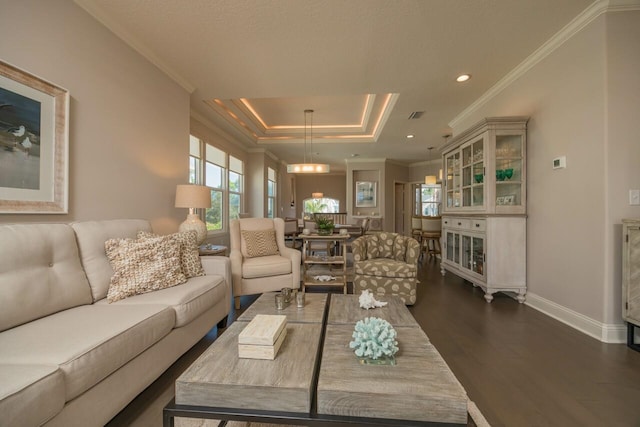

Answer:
[287,109,330,174]
[425,146,437,185]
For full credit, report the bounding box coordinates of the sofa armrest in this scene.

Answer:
[279,246,301,289]
[228,249,243,297]
[200,256,232,309]
[351,236,366,262]
[405,238,420,265]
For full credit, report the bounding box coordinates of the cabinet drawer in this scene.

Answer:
[444,218,471,230]
[471,219,486,231]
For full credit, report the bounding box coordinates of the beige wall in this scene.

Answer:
[451,11,640,328]
[293,174,347,218]
[604,11,640,324]
[0,0,190,234]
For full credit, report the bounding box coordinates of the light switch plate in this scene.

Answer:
[630,189,640,206]
[553,156,566,169]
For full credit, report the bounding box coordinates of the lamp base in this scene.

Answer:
[179,214,207,245]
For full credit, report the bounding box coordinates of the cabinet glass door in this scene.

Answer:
[472,235,484,276]
[495,133,523,209]
[446,231,460,264]
[462,234,485,275]
[460,138,484,208]
[462,235,472,270]
[445,152,461,208]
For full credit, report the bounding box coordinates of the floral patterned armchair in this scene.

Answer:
[351,232,420,305]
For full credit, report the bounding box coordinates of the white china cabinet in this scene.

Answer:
[440,117,528,303]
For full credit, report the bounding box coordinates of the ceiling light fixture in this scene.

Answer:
[456,74,471,82]
[406,134,415,139]
[425,147,437,185]
[287,109,330,174]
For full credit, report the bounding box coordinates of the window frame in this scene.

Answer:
[267,167,276,219]
[189,135,244,234]
[413,182,441,217]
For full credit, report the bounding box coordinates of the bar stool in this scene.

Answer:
[411,216,423,244]
[421,216,442,259]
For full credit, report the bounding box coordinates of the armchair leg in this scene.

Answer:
[234,297,241,310]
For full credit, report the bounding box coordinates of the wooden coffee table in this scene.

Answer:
[164,293,467,426]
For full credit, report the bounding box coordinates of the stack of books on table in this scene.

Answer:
[238,314,287,360]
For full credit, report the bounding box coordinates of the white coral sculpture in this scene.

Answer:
[358,289,388,309]
[349,317,399,359]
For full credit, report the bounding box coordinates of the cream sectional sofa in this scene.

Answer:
[0,219,231,427]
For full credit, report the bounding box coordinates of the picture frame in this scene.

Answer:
[496,196,505,206]
[503,195,515,205]
[355,181,377,208]
[0,60,69,213]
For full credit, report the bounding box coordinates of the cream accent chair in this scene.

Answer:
[230,218,301,309]
[352,232,420,305]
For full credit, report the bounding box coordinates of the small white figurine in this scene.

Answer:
[358,289,388,310]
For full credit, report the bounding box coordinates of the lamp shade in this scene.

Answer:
[175,185,211,209]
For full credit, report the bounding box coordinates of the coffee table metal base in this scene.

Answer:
[163,399,465,426]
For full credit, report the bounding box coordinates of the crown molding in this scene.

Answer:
[449,0,640,130]
[190,110,253,149]
[74,0,196,93]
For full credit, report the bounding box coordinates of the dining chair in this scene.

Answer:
[420,216,442,259]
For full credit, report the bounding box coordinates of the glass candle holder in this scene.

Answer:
[296,291,305,308]
[281,287,292,303]
[275,294,285,310]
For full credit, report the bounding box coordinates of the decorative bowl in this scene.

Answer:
[496,170,505,181]
[474,174,483,183]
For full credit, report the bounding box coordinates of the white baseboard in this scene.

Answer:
[525,292,627,343]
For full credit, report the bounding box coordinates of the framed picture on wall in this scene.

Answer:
[355,181,377,208]
[0,60,69,213]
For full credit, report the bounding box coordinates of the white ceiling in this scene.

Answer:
[76,0,594,172]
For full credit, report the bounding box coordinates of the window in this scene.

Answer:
[267,167,276,218]
[189,135,243,232]
[229,155,243,221]
[302,197,340,219]
[414,183,441,216]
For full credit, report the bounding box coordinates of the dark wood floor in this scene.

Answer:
[108,258,640,426]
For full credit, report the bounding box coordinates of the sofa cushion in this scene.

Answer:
[354,258,417,278]
[0,304,175,401]
[0,224,92,332]
[95,275,225,327]
[0,364,64,427]
[241,229,279,258]
[137,230,205,278]
[71,219,152,302]
[105,235,187,303]
[242,255,293,279]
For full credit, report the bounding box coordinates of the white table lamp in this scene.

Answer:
[175,184,211,244]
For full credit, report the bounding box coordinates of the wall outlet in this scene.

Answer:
[630,189,640,206]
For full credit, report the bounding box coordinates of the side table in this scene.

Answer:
[198,244,228,256]
[301,234,349,294]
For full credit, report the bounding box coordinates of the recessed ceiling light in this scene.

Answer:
[456,74,471,82]
[351,154,360,157]
[406,134,415,139]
